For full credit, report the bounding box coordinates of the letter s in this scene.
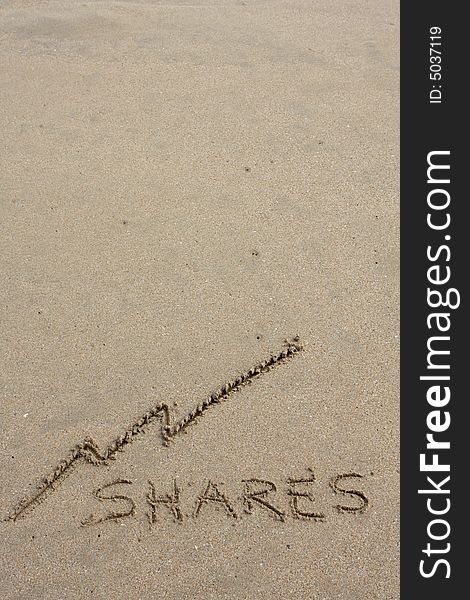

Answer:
[427,244,451,262]
[330,473,369,513]
[419,558,451,579]
[82,479,135,526]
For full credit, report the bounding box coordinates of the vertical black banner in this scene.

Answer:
[401,3,466,597]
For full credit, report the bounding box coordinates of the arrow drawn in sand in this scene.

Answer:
[5,337,303,522]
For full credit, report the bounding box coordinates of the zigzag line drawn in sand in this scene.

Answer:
[6,337,303,522]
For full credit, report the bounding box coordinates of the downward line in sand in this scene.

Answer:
[6,337,303,522]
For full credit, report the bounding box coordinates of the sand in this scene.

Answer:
[0,1,399,598]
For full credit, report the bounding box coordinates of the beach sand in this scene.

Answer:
[0,1,399,598]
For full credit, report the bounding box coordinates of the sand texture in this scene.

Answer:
[0,1,399,599]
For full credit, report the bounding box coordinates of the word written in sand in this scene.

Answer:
[81,469,369,527]
[6,338,303,522]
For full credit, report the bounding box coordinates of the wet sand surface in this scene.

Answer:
[0,1,399,598]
